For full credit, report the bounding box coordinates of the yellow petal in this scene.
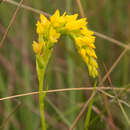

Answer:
[36,21,44,34]
[81,27,94,36]
[65,14,78,22]
[50,10,62,27]
[32,41,44,54]
[89,57,98,68]
[86,48,97,59]
[65,18,87,31]
[49,27,60,43]
[40,14,47,22]
[36,14,50,35]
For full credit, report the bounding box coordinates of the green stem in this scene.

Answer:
[66,0,76,123]
[36,45,52,130]
[84,80,97,130]
[39,71,46,130]
[36,56,47,130]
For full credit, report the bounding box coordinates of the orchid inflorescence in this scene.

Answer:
[33,9,98,78]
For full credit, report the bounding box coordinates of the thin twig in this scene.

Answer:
[0,0,24,48]
[4,0,50,17]
[76,0,85,17]
[98,89,130,108]
[102,63,118,130]
[70,91,97,130]
[0,87,129,101]
[94,31,130,50]
[0,54,27,89]
[118,100,130,125]
[0,101,21,128]
[92,106,119,130]
[99,49,128,85]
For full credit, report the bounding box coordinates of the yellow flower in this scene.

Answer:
[36,21,44,34]
[78,49,89,64]
[75,37,96,49]
[65,14,78,23]
[78,49,86,58]
[49,27,61,43]
[85,48,97,59]
[82,36,96,45]
[89,57,98,68]
[93,67,98,78]
[32,41,45,54]
[36,14,50,34]
[88,64,98,78]
[40,14,49,24]
[50,10,65,28]
[33,10,98,78]
[75,32,98,78]
[65,18,87,31]
[81,27,94,36]
[78,47,98,77]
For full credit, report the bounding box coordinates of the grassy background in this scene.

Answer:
[0,0,130,130]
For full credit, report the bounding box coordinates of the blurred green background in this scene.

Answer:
[0,0,130,130]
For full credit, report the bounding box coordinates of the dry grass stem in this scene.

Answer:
[0,87,130,101]
[4,0,50,17]
[69,91,97,130]
[0,101,21,128]
[92,106,119,130]
[98,89,130,108]
[76,0,85,17]
[99,49,128,86]
[0,0,24,48]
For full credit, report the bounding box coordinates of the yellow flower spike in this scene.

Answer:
[33,10,99,130]
[49,27,61,43]
[34,10,98,83]
[32,41,44,55]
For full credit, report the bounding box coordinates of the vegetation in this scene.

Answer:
[0,0,130,130]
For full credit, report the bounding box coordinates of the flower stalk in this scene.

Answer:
[38,69,46,130]
[35,45,52,130]
[32,10,98,130]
